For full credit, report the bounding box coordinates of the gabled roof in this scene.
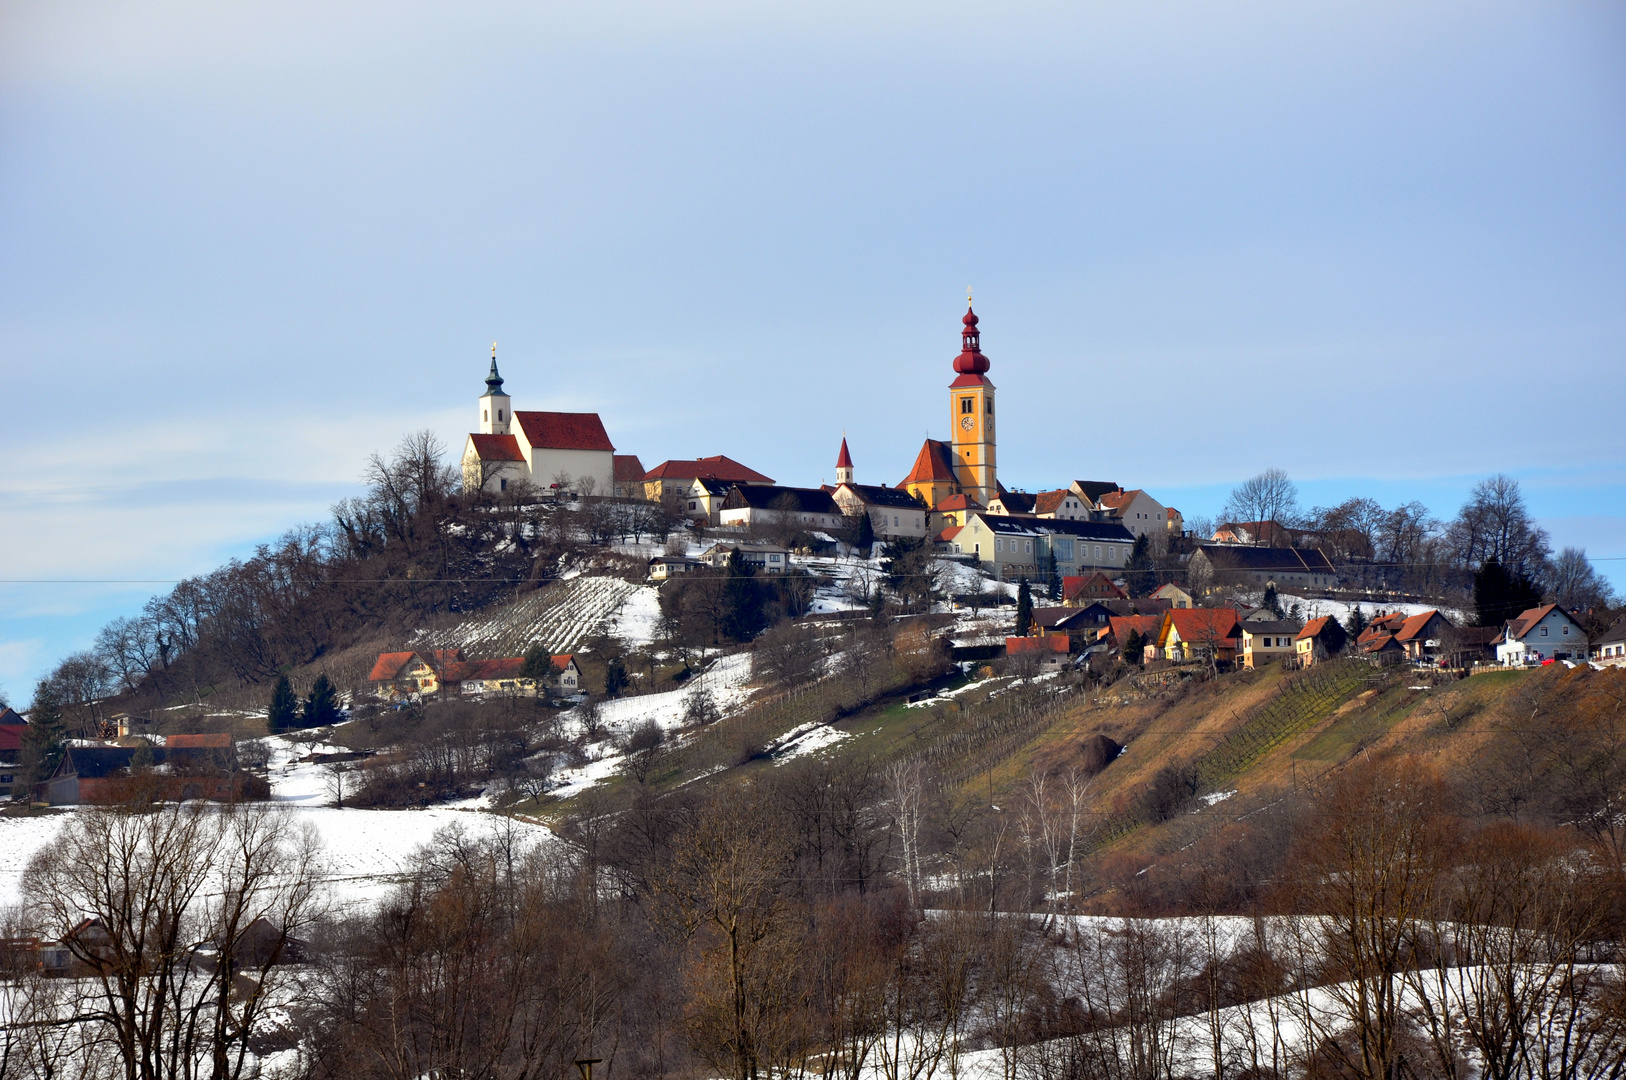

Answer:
[0,707,23,726]
[992,491,1037,514]
[900,439,959,486]
[975,514,1136,542]
[1096,488,1149,514]
[551,654,577,671]
[368,652,418,681]
[1595,618,1626,647]
[935,525,964,543]
[514,411,615,452]
[1395,610,1446,643]
[1160,608,1241,646]
[1296,616,1333,641]
[1193,544,1337,576]
[1071,480,1121,504]
[1032,489,1079,516]
[644,456,773,483]
[1503,604,1576,642]
[443,657,527,682]
[467,433,525,462]
[722,485,843,515]
[1361,632,1402,653]
[1107,614,1164,644]
[613,454,646,482]
[838,483,926,510]
[1063,572,1127,602]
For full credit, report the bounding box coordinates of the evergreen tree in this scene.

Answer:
[1044,551,1062,601]
[22,679,67,786]
[303,673,342,728]
[267,674,299,734]
[1262,583,1284,619]
[520,644,553,681]
[1345,605,1368,640]
[1015,578,1034,636]
[853,511,876,557]
[1123,535,1156,597]
[1123,628,1145,665]
[1474,557,1543,628]
[721,549,767,641]
[604,655,629,697]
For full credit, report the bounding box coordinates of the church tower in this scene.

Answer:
[478,345,510,435]
[949,305,996,505]
[835,436,855,485]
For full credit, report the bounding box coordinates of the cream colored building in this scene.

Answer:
[460,354,618,496]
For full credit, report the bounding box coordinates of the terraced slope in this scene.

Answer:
[410,575,638,657]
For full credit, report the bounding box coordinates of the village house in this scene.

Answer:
[1033,489,1092,520]
[718,485,846,534]
[959,511,1136,582]
[649,555,701,581]
[1239,620,1303,669]
[1187,544,1339,593]
[1095,488,1170,540]
[1106,614,1165,659]
[700,541,791,574]
[1495,604,1588,665]
[1151,583,1194,609]
[683,477,740,526]
[1063,572,1127,605]
[827,438,931,539]
[40,738,257,807]
[368,649,466,698]
[643,456,774,504]
[1294,616,1347,668]
[1154,608,1242,666]
[928,493,984,534]
[1006,634,1071,671]
[1442,626,1500,668]
[441,655,580,698]
[1590,619,1626,667]
[460,353,621,496]
[612,455,647,499]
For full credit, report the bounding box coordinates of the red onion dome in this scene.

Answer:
[953,305,990,374]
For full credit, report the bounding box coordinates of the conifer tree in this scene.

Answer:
[1015,578,1033,636]
[268,674,298,734]
[1345,605,1367,640]
[1123,535,1156,597]
[520,644,553,681]
[604,655,629,697]
[303,674,342,728]
[23,679,67,786]
[853,511,876,557]
[1123,628,1145,665]
[721,549,766,641]
[1263,583,1283,618]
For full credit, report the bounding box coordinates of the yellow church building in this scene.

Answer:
[900,305,1001,509]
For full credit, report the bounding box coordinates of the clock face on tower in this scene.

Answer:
[960,414,975,431]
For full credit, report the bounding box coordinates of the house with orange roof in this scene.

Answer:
[612,455,647,499]
[642,455,775,503]
[1238,620,1303,669]
[460,351,621,497]
[1095,488,1171,540]
[1495,604,1587,666]
[1151,583,1193,609]
[1294,616,1347,668]
[1154,608,1242,666]
[1107,614,1165,661]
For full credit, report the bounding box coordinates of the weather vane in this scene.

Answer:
[967,286,973,306]
[491,341,497,359]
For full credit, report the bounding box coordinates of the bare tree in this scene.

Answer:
[1223,469,1300,535]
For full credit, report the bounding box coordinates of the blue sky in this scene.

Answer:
[2,1,1623,700]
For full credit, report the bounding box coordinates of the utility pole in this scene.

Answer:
[576,1059,604,1080]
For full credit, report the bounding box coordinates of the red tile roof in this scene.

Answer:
[1296,616,1336,641]
[1007,634,1069,654]
[368,652,418,682]
[551,654,575,671]
[934,493,982,511]
[900,439,958,486]
[1162,608,1241,644]
[1032,489,1075,516]
[1064,572,1127,603]
[1096,488,1145,513]
[613,454,646,482]
[949,373,992,388]
[836,438,853,469]
[166,733,232,749]
[1395,611,1442,642]
[514,411,615,452]
[468,433,525,462]
[935,526,964,542]
[1503,604,1566,642]
[1108,614,1164,645]
[444,657,527,682]
[642,456,773,483]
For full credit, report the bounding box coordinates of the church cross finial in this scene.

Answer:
[492,341,497,359]
[967,286,973,306]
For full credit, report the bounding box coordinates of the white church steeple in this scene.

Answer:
[479,343,510,435]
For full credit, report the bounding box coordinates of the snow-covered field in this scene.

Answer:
[1267,591,1464,627]
[0,736,556,914]
[411,574,639,657]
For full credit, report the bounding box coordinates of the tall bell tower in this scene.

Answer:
[948,305,997,505]
[479,343,510,435]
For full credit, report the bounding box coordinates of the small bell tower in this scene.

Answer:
[479,343,510,435]
[835,436,855,485]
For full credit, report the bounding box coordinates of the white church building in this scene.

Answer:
[460,354,618,496]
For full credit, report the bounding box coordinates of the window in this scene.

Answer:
[1024,540,1032,554]
[1108,546,1116,559]
[499,478,507,491]
[483,409,488,421]
[961,397,974,414]
[893,516,899,526]
[1562,626,1569,635]
[1095,545,1102,559]
[1541,627,1548,637]
[689,501,697,509]
[986,398,994,415]
[996,538,1003,552]
[769,554,781,562]
[498,409,504,421]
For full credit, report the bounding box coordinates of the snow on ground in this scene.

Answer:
[1267,591,1464,627]
[411,575,638,657]
[767,721,852,763]
[608,584,663,646]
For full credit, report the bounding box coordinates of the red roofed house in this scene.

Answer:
[828,438,931,539]
[1107,615,1165,661]
[1352,609,1452,663]
[1095,488,1171,540]
[612,455,647,499]
[460,351,619,496]
[1294,616,1348,668]
[371,648,580,699]
[368,648,466,699]
[1063,572,1128,606]
[1005,633,1071,671]
[642,456,775,503]
[1154,608,1242,666]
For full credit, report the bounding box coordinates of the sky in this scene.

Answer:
[1,0,1623,700]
